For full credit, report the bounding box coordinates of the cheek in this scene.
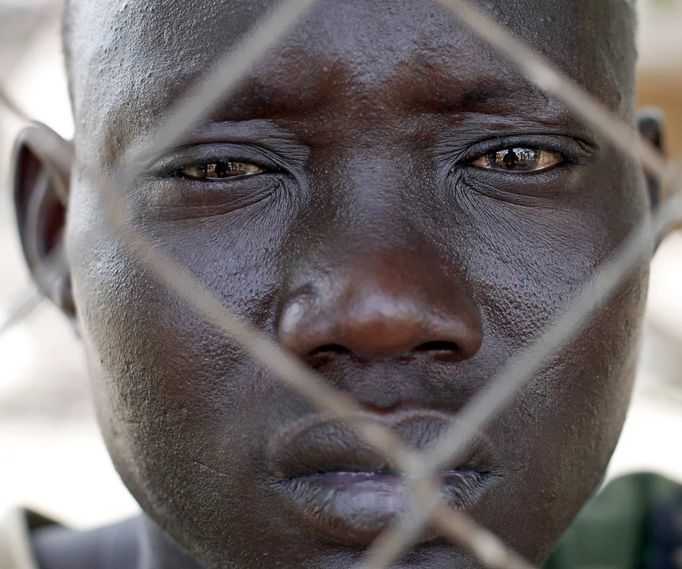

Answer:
[67,179,286,412]
[446,154,649,356]
[489,271,647,562]
[451,166,649,558]
[66,181,294,535]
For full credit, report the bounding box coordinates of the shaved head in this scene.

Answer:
[61,1,639,151]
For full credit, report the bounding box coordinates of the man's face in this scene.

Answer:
[64,0,648,567]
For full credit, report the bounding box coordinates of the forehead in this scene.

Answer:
[67,0,635,162]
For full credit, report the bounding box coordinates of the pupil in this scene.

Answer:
[502,149,517,168]
[497,148,539,170]
[215,161,232,177]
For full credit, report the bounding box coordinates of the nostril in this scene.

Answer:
[307,344,352,366]
[415,341,461,362]
[310,344,351,357]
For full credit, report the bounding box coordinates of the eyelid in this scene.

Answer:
[146,144,280,180]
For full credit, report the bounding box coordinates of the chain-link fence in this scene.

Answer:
[1,1,681,568]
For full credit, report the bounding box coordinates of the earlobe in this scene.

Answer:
[12,123,77,324]
[637,108,666,211]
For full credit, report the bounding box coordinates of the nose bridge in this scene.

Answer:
[278,245,483,363]
[311,143,423,222]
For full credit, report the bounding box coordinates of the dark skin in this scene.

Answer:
[13,1,666,568]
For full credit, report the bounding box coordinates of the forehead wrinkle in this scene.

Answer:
[69,0,636,165]
[209,49,550,134]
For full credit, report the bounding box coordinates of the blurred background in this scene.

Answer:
[1,0,681,528]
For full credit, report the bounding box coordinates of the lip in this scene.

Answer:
[267,409,500,546]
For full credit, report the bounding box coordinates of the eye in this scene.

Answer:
[180,160,265,181]
[471,147,562,173]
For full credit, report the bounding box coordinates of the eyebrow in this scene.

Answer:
[105,56,562,165]
[205,73,548,125]
[397,70,551,117]
[209,82,325,122]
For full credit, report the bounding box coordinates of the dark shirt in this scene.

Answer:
[547,473,682,569]
[2,473,681,569]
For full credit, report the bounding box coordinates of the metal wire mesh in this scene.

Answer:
[1,1,680,568]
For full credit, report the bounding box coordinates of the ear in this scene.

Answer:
[12,123,76,324]
[637,108,666,210]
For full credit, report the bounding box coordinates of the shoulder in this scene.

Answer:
[546,472,682,569]
[31,516,142,569]
[0,507,142,569]
[0,509,56,569]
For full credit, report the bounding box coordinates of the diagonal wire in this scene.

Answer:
[433,506,535,569]
[1,0,681,568]
[81,0,420,469]
[359,0,682,564]
[433,0,668,183]
[63,0,544,565]
[0,2,64,336]
[0,85,33,122]
[359,188,682,569]
[0,0,419,468]
[95,160,539,569]
[0,0,62,81]
[0,287,42,337]
[115,0,320,192]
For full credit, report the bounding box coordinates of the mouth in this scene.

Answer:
[267,409,500,546]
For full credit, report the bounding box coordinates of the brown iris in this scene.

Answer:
[473,148,561,173]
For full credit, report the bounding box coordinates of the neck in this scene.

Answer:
[137,515,207,569]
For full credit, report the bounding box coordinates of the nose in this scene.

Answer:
[278,252,483,364]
